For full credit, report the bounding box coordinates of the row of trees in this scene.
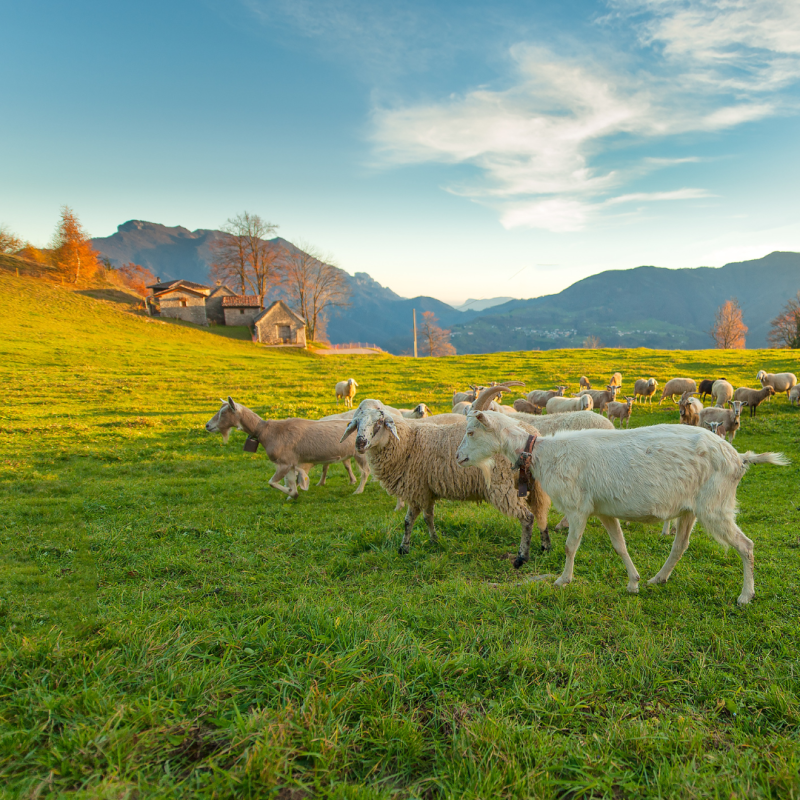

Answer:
[209,212,350,343]
[710,294,800,350]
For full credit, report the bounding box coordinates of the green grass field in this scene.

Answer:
[2,273,800,799]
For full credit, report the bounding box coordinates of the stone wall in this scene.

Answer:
[255,307,306,345]
[206,287,235,324]
[159,292,208,325]
[224,307,261,327]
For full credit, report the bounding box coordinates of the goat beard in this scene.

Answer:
[476,458,495,489]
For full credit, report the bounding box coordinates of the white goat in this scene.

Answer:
[456,412,788,605]
[335,378,359,408]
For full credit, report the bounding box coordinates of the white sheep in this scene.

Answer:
[546,394,594,414]
[605,396,634,427]
[659,378,697,404]
[340,396,551,564]
[790,386,800,406]
[576,385,619,412]
[456,412,788,605]
[633,378,658,404]
[757,370,797,399]
[526,386,566,409]
[335,378,359,408]
[711,380,734,408]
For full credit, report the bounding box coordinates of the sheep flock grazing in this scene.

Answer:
[203,361,796,606]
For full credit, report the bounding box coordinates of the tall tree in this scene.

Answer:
[51,206,99,283]
[115,262,157,298]
[0,224,24,254]
[418,311,456,357]
[280,243,351,343]
[209,212,281,296]
[767,291,800,348]
[710,298,747,349]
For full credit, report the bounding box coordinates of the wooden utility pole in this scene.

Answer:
[413,308,418,357]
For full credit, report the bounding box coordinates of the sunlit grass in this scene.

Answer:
[1,274,800,798]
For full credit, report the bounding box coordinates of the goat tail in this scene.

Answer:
[741,451,790,467]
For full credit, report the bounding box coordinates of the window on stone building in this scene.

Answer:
[240,309,245,315]
[180,300,187,307]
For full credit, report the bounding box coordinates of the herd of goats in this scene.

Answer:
[204,369,798,605]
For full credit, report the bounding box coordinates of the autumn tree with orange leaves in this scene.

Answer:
[51,206,99,283]
[767,291,800,349]
[115,262,157,298]
[418,311,456,357]
[710,298,747,349]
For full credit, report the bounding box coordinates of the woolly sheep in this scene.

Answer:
[340,395,551,565]
[757,371,797,399]
[576,385,619,412]
[733,385,776,417]
[790,386,800,406]
[579,376,591,391]
[526,386,567,409]
[457,413,788,605]
[513,398,542,415]
[633,378,658,404]
[609,372,622,388]
[335,378,359,408]
[546,394,594,414]
[711,380,734,408]
[659,378,697,404]
[698,379,725,402]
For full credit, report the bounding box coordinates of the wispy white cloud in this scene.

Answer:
[372,0,800,231]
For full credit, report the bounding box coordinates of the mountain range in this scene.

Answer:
[93,221,800,352]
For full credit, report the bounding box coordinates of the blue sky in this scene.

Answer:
[2,0,800,304]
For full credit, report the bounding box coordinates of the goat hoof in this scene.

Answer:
[737,591,754,605]
[647,575,667,585]
[512,555,528,569]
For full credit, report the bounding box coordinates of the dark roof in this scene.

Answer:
[254,300,306,326]
[222,295,262,308]
[147,279,211,295]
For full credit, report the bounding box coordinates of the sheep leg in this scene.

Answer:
[269,464,294,496]
[394,498,405,512]
[423,503,438,544]
[353,455,370,495]
[342,458,357,485]
[649,513,695,585]
[317,464,330,486]
[399,506,421,555]
[597,514,640,594]
[554,514,588,588]
[513,512,535,568]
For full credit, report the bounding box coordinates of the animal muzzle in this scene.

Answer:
[355,435,369,453]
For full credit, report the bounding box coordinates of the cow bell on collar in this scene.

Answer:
[243,436,260,453]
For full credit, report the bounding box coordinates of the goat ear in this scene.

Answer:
[474,411,490,427]
[227,396,236,412]
[340,418,357,442]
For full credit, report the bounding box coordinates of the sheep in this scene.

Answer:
[456,412,788,605]
[605,396,634,428]
[757,370,798,399]
[206,398,370,498]
[577,385,619,412]
[396,403,432,419]
[698,379,725,402]
[609,372,622,388]
[452,386,479,406]
[733,385,776,417]
[790,386,800,406]
[526,386,567,410]
[698,401,744,442]
[580,376,591,391]
[339,396,551,565]
[678,391,703,426]
[546,394,594,414]
[335,378,359,408]
[659,378,697,404]
[711,380,734,408]
[633,378,658,404]
[513,399,542,415]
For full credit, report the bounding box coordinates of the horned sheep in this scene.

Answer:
[456,412,788,605]
[660,378,697,404]
[335,378,359,408]
[633,378,658,404]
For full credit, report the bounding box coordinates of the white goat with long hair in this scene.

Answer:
[455,411,788,605]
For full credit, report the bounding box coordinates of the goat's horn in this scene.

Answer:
[471,382,525,411]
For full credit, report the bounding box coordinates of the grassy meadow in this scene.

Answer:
[2,273,800,799]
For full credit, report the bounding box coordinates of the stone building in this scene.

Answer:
[222,295,263,327]
[206,284,236,324]
[147,279,213,325]
[253,300,307,347]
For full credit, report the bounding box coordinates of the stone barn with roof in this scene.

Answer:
[253,300,307,347]
[205,284,236,324]
[146,279,213,325]
[222,295,263,327]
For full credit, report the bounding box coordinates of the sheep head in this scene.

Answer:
[340,399,400,453]
[205,396,241,443]
[471,381,525,411]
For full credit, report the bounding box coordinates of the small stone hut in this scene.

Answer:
[147,280,212,325]
[253,301,307,347]
[222,295,263,327]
